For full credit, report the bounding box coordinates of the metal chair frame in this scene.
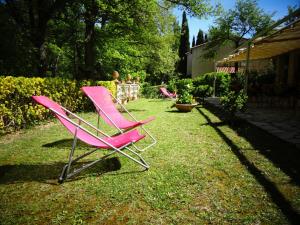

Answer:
[87,93,157,153]
[49,106,149,183]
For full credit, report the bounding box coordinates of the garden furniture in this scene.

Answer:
[82,86,156,152]
[159,87,177,99]
[32,96,149,183]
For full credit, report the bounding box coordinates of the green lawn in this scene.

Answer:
[0,99,299,224]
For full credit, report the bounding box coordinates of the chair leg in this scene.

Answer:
[58,146,118,184]
[123,147,150,169]
[131,126,157,152]
[58,144,150,183]
[58,133,78,183]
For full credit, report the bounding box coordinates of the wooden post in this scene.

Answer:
[287,51,297,87]
[244,42,251,94]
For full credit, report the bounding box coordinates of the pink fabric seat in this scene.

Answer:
[159,87,176,98]
[81,86,155,130]
[32,96,145,149]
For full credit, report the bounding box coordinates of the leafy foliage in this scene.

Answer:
[167,79,177,93]
[0,0,214,83]
[207,0,274,58]
[176,90,193,104]
[173,79,194,104]
[193,85,213,98]
[140,83,160,99]
[175,79,194,95]
[0,76,116,134]
[220,90,248,115]
[193,72,231,96]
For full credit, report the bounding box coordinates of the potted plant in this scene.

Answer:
[173,90,197,112]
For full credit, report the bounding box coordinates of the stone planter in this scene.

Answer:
[175,103,197,112]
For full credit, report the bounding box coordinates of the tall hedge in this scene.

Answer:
[0,76,116,134]
[193,72,231,97]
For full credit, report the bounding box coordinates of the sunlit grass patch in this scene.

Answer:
[0,99,299,224]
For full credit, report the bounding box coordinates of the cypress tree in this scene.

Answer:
[177,11,190,78]
[192,36,195,47]
[204,33,208,43]
[196,29,204,45]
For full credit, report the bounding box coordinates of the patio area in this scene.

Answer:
[206,97,300,149]
[0,99,299,224]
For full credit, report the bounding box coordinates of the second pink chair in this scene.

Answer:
[81,86,157,152]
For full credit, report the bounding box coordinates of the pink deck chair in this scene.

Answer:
[159,87,177,99]
[81,86,156,152]
[32,96,149,183]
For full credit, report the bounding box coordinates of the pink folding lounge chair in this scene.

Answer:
[32,96,149,183]
[159,87,177,99]
[81,86,156,152]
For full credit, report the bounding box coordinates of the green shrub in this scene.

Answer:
[193,72,231,97]
[0,76,116,134]
[167,79,177,93]
[193,85,213,98]
[175,79,194,95]
[220,90,248,116]
[130,71,147,83]
[176,90,193,104]
[140,82,160,98]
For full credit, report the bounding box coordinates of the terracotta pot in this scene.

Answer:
[175,103,197,112]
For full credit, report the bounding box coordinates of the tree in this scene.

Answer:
[207,0,274,71]
[204,33,208,42]
[192,36,195,47]
[196,29,204,45]
[4,0,71,76]
[0,0,213,80]
[177,11,190,78]
[285,5,300,25]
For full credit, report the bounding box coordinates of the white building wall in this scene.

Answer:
[189,42,236,78]
[186,53,192,76]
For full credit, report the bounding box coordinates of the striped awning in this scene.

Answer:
[216,67,236,73]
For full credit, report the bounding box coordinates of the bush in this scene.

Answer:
[220,90,248,116]
[176,90,193,104]
[167,79,177,93]
[193,72,231,97]
[130,71,147,83]
[175,79,194,95]
[193,85,213,98]
[140,82,160,99]
[0,76,116,134]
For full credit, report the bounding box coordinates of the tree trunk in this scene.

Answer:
[234,41,239,73]
[84,18,96,79]
[37,42,47,76]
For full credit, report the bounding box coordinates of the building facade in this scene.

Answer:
[187,42,236,78]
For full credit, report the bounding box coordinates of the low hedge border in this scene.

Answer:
[0,76,116,134]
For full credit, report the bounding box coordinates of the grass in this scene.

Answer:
[0,99,299,224]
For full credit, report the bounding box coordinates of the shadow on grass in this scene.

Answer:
[119,109,147,114]
[196,106,300,224]
[0,157,122,185]
[165,110,189,113]
[42,139,90,149]
[127,109,147,112]
[200,104,300,185]
[148,99,169,102]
